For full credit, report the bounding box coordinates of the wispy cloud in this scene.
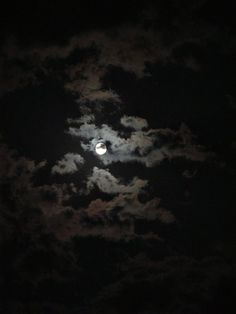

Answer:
[86,166,147,195]
[120,115,148,130]
[67,116,214,167]
[51,153,84,175]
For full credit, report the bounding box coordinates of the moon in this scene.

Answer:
[95,142,107,155]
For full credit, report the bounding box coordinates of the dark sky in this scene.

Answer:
[0,1,236,313]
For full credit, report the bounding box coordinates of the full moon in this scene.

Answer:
[95,142,107,155]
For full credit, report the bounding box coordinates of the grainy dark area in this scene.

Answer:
[0,1,236,313]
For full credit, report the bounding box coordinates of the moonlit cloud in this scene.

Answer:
[86,167,147,194]
[51,153,84,175]
[120,115,149,130]
[67,114,95,125]
[67,117,214,167]
[51,163,176,240]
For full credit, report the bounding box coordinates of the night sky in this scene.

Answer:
[1,1,236,313]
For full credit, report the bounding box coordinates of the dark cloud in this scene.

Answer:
[93,254,236,314]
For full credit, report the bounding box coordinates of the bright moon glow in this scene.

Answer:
[95,142,107,155]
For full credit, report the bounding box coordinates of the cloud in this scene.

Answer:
[120,115,148,130]
[51,166,175,240]
[0,141,46,179]
[51,153,84,175]
[65,69,121,103]
[155,207,176,224]
[1,23,202,101]
[93,254,235,314]
[53,194,166,241]
[1,14,234,101]
[0,140,173,242]
[67,117,214,167]
[67,114,95,125]
[86,166,147,194]
[63,27,169,103]
[0,141,76,219]
[56,187,174,240]
[2,27,165,101]
[84,192,161,222]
